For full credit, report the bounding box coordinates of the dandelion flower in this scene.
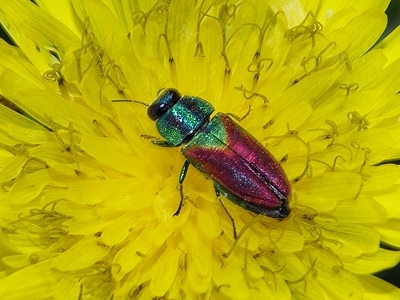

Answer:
[1,0,400,299]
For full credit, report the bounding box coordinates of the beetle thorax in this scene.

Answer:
[155,96,214,146]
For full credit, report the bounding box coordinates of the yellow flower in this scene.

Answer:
[1,0,400,299]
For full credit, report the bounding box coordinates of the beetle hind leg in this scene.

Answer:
[214,185,238,240]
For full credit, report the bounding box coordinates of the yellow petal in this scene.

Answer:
[358,274,400,300]
[0,260,55,299]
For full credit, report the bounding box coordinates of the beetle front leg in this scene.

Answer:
[173,160,190,216]
[141,135,177,147]
[151,140,176,147]
[214,186,238,240]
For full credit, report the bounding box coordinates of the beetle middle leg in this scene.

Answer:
[173,160,190,216]
[147,138,188,216]
[214,185,238,240]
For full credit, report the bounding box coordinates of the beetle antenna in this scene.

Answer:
[111,99,149,107]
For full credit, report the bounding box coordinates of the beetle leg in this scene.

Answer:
[151,140,176,147]
[214,185,238,240]
[141,134,176,147]
[173,160,190,216]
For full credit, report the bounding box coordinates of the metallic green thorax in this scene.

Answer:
[155,96,214,146]
[184,113,228,149]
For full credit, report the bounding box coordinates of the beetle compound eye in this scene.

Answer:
[147,88,181,121]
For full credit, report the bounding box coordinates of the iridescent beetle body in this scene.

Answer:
[148,88,291,220]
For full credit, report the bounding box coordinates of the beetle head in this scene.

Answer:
[147,88,181,121]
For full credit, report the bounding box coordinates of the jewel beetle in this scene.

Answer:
[146,88,291,222]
